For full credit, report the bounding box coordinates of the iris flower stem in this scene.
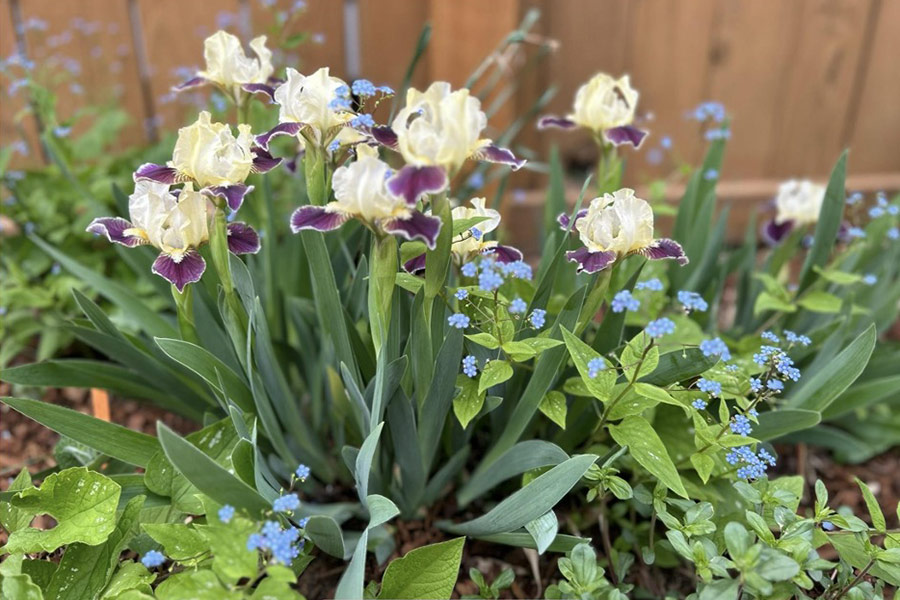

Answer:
[596,141,622,196]
[369,234,398,357]
[210,208,249,361]
[171,284,201,346]
[424,190,452,326]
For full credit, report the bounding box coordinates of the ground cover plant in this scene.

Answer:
[2,13,900,600]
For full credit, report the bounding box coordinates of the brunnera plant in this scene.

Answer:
[3,18,900,599]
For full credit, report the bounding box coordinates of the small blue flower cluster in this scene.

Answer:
[692,398,707,410]
[611,290,640,313]
[462,355,478,378]
[847,227,866,239]
[750,378,762,393]
[455,289,469,300]
[761,330,780,344]
[461,256,532,292]
[509,297,527,314]
[889,227,899,240]
[141,549,166,568]
[350,113,375,128]
[863,273,877,286]
[529,309,546,329]
[726,446,777,480]
[645,318,675,339]
[587,357,605,378]
[295,464,311,481]
[351,79,376,96]
[696,378,722,397]
[677,290,708,312]
[705,128,731,141]
[784,330,811,346]
[635,278,663,291]
[247,521,304,565]
[730,414,753,436]
[218,504,235,523]
[448,313,470,329]
[767,379,784,392]
[273,493,301,513]
[690,101,726,123]
[699,337,732,362]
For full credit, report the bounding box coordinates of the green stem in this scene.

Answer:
[172,284,201,345]
[424,191,452,324]
[210,208,248,360]
[596,141,622,195]
[368,234,398,357]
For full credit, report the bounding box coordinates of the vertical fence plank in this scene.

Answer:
[767,0,873,178]
[1,0,43,168]
[622,0,718,182]
[848,0,900,175]
[18,0,147,146]
[541,0,630,168]
[287,0,345,76]
[704,0,802,179]
[358,0,429,89]
[139,0,241,130]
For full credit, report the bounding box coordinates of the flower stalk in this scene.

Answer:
[369,234,398,356]
[171,284,201,346]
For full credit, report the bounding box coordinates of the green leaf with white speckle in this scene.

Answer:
[3,467,121,554]
[608,416,687,498]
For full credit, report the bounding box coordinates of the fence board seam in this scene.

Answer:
[126,0,159,143]
[839,0,882,149]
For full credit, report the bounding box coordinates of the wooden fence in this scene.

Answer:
[4,0,899,212]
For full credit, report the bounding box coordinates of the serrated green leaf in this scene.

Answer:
[378,538,465,600]
[478,360,513,394]
[608,416,687,498]
[3,467,120,554]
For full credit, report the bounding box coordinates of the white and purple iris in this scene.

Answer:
[366,81,526,206]
[290,145,442,248]
[538,72,648,148]
[133,111,280,213]
[86,180,260,291]
[173,30,279,102]
[762,179,826,244]
[560,188,688,274]
[403,197,523,275]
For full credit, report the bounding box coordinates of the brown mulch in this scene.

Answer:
[0,381,195,485]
